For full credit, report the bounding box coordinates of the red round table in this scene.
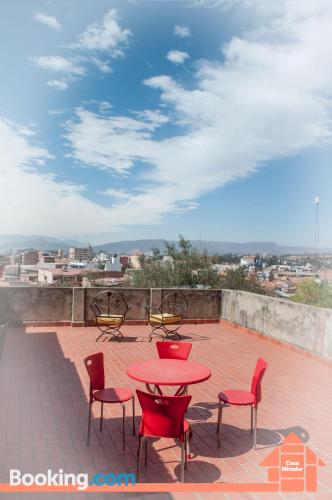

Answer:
[127,358,211,395]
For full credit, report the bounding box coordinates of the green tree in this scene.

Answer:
[130,235,219,288]
[211,253,240,264]
[219,268,264,294]
[291,279,332,308]
[266,255,280,266]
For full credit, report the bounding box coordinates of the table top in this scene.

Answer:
[127,358,211,386]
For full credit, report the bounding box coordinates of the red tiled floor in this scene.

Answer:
[0,322,331,500]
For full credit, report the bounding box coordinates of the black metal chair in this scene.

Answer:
[145,291,188,341]
[90,290,128,342]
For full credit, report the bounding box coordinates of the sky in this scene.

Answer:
[1,0,332,247]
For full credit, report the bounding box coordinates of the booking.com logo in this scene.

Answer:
[10,469,136,491]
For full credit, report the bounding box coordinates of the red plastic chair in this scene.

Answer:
[156,341,192,360]
[217,358,267,449]
[136,389,191,482]
[84,352,135,449]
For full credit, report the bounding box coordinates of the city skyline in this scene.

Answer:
[1,1,332,246]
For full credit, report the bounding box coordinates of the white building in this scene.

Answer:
[240,256,256,267]
[104,256,122,272]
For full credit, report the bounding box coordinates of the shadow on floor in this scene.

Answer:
[186,420,310,459]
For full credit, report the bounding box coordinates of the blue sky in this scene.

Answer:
[1,0,332,247]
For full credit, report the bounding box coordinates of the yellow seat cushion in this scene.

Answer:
[96,314,123,326]
[149,313,182,325]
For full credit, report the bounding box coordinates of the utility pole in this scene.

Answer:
[314,196,320,248]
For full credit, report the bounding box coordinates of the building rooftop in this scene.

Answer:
[0,321,331,498]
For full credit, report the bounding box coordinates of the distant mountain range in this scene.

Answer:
[0,235,84,251]
[95,239,331,255]
[0,235,330,255]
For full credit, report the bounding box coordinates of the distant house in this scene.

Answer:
[240,255,256,266]
[69,246,94,262]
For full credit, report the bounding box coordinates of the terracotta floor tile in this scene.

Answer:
[0,323,331,496]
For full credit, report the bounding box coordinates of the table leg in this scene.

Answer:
[146,383,154,394]
[146,383,164,395]
[175,385,188,396]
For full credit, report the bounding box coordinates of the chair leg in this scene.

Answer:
[180,442,185,482]
[136,436,144,482]
[253,407,258,450]
[217,401,223,448]
[184,434,188,469]
[144,437,148,466]
[217,400,221,433]
[250,405,253,434]
[132,397,136,435]
[121,404,126,450]
[100,402,104,431]
[87,401,92,445]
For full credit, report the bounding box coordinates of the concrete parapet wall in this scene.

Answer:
[0,287,221,325]
[159,288,222,319]
[1,286,331,359]
[0,287,72,324]
[221,289,332,360]
[84,288,151,323]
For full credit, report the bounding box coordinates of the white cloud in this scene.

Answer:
[0,117,128,235]
[89,57,113,74]
[47,79,69,90]
[34,12,61,31]
[98,101,112,112]
[31,9,131,90]
[7,0,332,235]
[0,117,185,234]
[72,9,132,57]
[133,109,169,125]
[102,188,129,199]
[63,0,332,230]
[32,56,86,76]
[166,50,190,65]
[65,108,166,175]
[174,25,191,38]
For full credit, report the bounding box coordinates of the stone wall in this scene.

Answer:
[84,288,151,323]
[0,287,73,325]
[221,289,332,360]
[159,288,222,319]
[1,286,331,360]
[0,287,221,325]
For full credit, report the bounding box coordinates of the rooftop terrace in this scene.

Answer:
[0,318,331,499]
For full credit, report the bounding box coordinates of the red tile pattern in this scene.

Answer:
[0,322,331,499]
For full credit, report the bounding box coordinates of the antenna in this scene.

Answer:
[314,196,320,248]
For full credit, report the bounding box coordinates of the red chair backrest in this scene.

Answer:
[136,389,191,440]
[251,358,268,406]
[84,352,105,398]
[156,341,192,360]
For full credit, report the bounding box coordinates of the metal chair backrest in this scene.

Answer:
[250,358,268,407]
[84,352,105,398]
[90,290,128,318]
[160,292,188,316]
[156,341,192,360]
[136,389,191,439]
